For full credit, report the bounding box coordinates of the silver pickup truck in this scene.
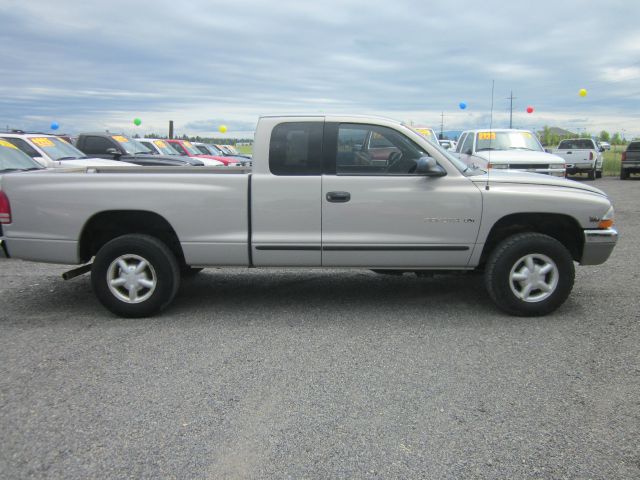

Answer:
[0,115,618,318]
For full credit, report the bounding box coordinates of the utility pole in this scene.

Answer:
[169,120,174,139]
[440,111,444,139]
[506,91,517,129]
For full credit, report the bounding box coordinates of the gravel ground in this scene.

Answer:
[0,177,638,479]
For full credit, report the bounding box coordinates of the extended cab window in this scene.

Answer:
[460,133,474,154]
[269,122,323,175]
[336,124,430,175]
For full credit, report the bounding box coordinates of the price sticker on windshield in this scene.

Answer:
[31,137,55,147]
[0,139,18,149]
[154,140,167,148]
[523,132,532,138]
[183,141,193,147]
[112,135,129,143]
[478,132,496,140]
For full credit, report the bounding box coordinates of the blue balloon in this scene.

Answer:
[459,102,467,110]
[50,122,59,130]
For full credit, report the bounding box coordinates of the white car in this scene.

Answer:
[0,132,137,167]
[456,129,566,177]
[439,139,457,150]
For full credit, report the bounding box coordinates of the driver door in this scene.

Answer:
[321,123,482,268]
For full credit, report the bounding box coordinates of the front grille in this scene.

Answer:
[512,164,550,169]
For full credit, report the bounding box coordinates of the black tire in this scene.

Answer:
[620,169,629,180]
[596,170,602,179]
[484,233,575,316]
[91,234,180,318]
[587,167,596,180]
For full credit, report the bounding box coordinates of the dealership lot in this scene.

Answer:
[0,177,638,479]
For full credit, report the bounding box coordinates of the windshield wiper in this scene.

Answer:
[508,147,537,151]
[57,156,81,160]
[477,147,499,151]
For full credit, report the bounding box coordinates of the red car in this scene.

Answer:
[166,139,239,166]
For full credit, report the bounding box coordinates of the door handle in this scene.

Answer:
[326,191,351,203]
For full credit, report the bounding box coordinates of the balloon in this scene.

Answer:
[579,88,587,97]
[526,106,534,114]
[50,122,59,130]
[218,125,227,133]
[459,102,467,110]
[133,118,142,126]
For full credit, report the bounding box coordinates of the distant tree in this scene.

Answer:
[540,125,552,146]
[611,133,623,145]
[599,130,610,142]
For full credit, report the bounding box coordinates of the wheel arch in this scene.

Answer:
[480,212,584,265]
[78,210,185,266]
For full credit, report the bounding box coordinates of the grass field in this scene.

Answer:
[602,145,624,176]
[235,144,253,155]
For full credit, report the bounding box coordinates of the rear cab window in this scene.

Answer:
[268,122,323,175]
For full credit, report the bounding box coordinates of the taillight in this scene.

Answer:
[622,152,626,161]
[0,191,11,224]
[589,152,594,160]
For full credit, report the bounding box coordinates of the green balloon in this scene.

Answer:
[133,118,142,126]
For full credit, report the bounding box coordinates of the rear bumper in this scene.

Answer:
[566,162,596,173]
[580,228,618,265]
[621,161,640,172]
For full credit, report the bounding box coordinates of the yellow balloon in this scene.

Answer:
[579,88,587,97]
[218,125,227,133]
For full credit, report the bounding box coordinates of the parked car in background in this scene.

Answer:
[0,132,137,168]
[455,129,566,177]
[75,134,204,166]
[411,127,439,144]
[551,138,603,179]
[167,139,241,166]
[193,142,251,166]
[620,141,640,179]
[138,139,223,166]
[0,139,44,174]
[213,143,252,161]
[439,139,457,151]
[599,141,611,151]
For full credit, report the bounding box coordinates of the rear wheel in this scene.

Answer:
[587,167,596,180]
[620,168,629,180]
[596,170,602,179]
[91,234,180,317]
[484,233,574,316]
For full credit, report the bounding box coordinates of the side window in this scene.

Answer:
[336,124,429,175]
[81,136,116,154]
[460,133,474,155]
[170,143,187,155]
[0,137,40,158]
[139,141,154,152]
[269,122,323,175]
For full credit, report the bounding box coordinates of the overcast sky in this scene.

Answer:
[1,0,639,138]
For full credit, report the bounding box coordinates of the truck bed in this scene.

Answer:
[1,167,251,265]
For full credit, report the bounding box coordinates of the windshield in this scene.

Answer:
[476,131,543,152]
[0,141,43,172]
[111,135,151,154]
[28,136,87,160]
[151,139,180,155]
[181,141,202,156]
[207,144,225,155]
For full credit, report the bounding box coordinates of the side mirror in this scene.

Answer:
[415,156,446,176]
[463,148,472,155]
[106,147,121,158]
[599,147,605,152]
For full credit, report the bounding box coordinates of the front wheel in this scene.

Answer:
[484,233,575,316]
[91,234,180,317]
